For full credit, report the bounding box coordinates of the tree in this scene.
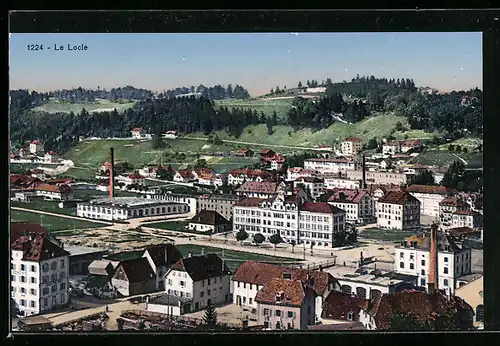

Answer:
[212,134,223,145]
[271,111,278,126]
[412,170,436,185]
[194,159,208,168]
[152,132,164,149]
[448,144,455,152]
[395,121,404,132]
[441,160,466,189]
[266,116,274,135]
[253,233,265,246]
[235,229,249,245]
[389,312,429,331]
[269,233,284,251]
[291,240,296,253]
[203,301,218,329]
[298,81,303,88]
[366,137,378,150]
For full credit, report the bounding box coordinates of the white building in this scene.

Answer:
[382,140,401,155]
[11,234,70,317]
[451,210,483,229]
[29,140,44,154]
[173,170,194,183]
[327,189,375,224]
[33,184,74,201]
[164,253,232,312]
[304,158,358,174]
[232,261,340,323]
[227,169,270,186]
[233,192,346,248]
[376,191,420,230]
[439,196,470,225]
[394,232,472,295]
[286,167,318,182]
[76,197,190,221]
[148,193,198,216]
[294,177,325,200]
[321,175,361,190]
[341,137,363,157]
[141,244,183,291]
[130,128,146,139]
[117,174,146,186]
[345,170,411,186]
[44,151,57,164]
[162,130,178,139]
[306,87,327,93]
[235,181,285,199]
[187,210,232,234]
[406,185,457,217]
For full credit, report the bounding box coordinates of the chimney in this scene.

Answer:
[362,154,367,189]
[201,248,204,256]
[109,147,114,199]
[188,252,192,258]
[428,223,439,294]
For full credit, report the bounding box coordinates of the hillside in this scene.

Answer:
[32,99,136,114]
[187,113,410,147]
[215,98,293,121]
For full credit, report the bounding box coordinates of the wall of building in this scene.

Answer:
[377,202,420,230]
[146,303,181,316]
[346,170,408,186]
[232,280,263,309]
[408,192,445,217]
[337,279,387,299]
[76,202,189,220]
[258,303,303,330]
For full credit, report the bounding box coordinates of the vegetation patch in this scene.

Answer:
[359,228,417,243]
[409,150,483,168]
[10,210,108,231]
[32,99,136,114]
[11,200,76,216]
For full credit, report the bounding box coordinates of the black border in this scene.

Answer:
[6,8,500,345]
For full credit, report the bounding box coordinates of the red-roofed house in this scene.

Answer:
[34,184,74,201]
[341,137,363,157]
[43,151,58,163]
[117,174,146,186]
[439,197,470,225]
[259,149,276,158]
[130,127,145,139]
[382,140,401,155]
[191,168,215,181]
[328,189,375,224]
[228,168,271,186]
[235,148,254,157]
[400,140,423,153]
[270,154,286,171]
[29,140,43,154]
[376,191,420,230]
[407,185,457,217]
[452,210,483,229]
[173,169,195,183]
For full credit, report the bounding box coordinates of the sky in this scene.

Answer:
[9,32,482,97]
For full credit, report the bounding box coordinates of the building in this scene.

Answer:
[394,232,472,295]
[446,227,482,241]
[328,189,375,224]
[232,261,340,323]
[321,291,369,323]
[213,173,228,188]
[11,234,70,317]
[227,169,271,186]
[62,243,108,276]
[406,185,457,217]
[163,130,178,139]
[341,137,363,157]
[148,193,198,216]
[439,197,470,225]
[376,191,421,230]
[111,257,157,297]
[306,87,327,93]
[164,253,232,312]
[187,210,232,234]
[145,294,193,317]
[322,176,361,190]
[44,151,57,163]
[294,177,325,200]
[451,210,483,229]
[256,277,317,330]
[358,291,474,330]
[325,266,419,299]
[76,197,190,221]
[366,183,404,216]
[130,128,145,139]
[141,244,183,291]
[235,181,285,199]
[304,158,358,174]
[270,155,286,171]
[286,167,318,182]
[233,193,346,248]
[11,222,49,243]
[455,276,484,328]
[235,148,254,157]
[196,193,245,222]
[400,140,423,153]
[345,170,411,186]
[382,140,401,155]
[197,173,216,186]
[191,168,215,181]
[379,158,393,170]
[259,149,276,159]
[34,184,74,201]
[29,140,44,154]
[88,260,119,277]
[117,174,146,186]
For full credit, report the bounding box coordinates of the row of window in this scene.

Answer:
[12,260,65,273]
[12,287,38,295]
[263,308,296,318]
[298,223,331,231]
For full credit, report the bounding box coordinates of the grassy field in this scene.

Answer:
[10,210,107,232]
[187,113,410,148]
[408,150,483,168]
[32,99,136,114]
[105,244,302,272]
[11,200,76,216]
[63,167,97,180]
[438,137,483,150]
[215,98,293,121]
[393,129,441,141]
[359,228,417,243]
[147,221,186,231]
[72,189,139,200]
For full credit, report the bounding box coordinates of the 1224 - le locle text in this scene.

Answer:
[27,44,88,51]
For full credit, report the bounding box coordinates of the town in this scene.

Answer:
[10,32,483,333]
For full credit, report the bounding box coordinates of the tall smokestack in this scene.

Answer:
[428,224,439,294]
[362,154,367,189]
[109,147,114,199]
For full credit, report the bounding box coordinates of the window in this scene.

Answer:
[61,294,65,303]
[51,285,57,293]
[208,279,211,285]
[208,289,211,296]
[21,276,26,283]
[186,293,191,298]
[21,287,26,294]
[243,283,246,288]
[421,259,425,266]
[249,298,252,305]
[30,289,36,295]
[444,267,449,274]
[42,287,49,295]
[51,262,57,270]
[60,283,66,290]
[60,260,65,268]
[168,279,172,285]
[11,275,16,282]
[399,262,404,269]
[443,279,449,287]
[421,269,425,275]
[263,308,270,316]
[42,263,49,272]
[287,311,293,318]
[43,298,48,307]
[202,280,205,287]
[30,265,36,272]
[200,291,204,298]
[242,296,246,303]
[444,257,449,263]
[20,299,26,306]
[409,263,414,270]
[30,301,36,308]
[275,310,281,317]
[347,312,354,321]
[21,264,26,271]
[180,281,185,287]
[420,278,426,286]
[214,277,217,284]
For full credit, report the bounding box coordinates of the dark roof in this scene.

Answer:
[116,257,155,282]
[11,235,70,261]
[85,275,111,289]
[232,261,336,296]
[11,222,49,242]
[236,181,279,194]
[439,196,469,207]
[143,244,182,268]
[321,291,369,320]
[189,210,230,226]
[378,191,420,205]
[420,234,462,253]
[447,227,481,238]
[234,197,265,207]
[365,291,473,330]
[254,277,316,306]
[168,253,231,281]
[299,202,346,214]
[407,185,457,195]
[328,189,371,204]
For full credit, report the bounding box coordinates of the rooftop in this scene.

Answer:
[81,197,186,208]
[324,266,416,287]
[63,244,107,257]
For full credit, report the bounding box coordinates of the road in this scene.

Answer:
[183,136,325,151]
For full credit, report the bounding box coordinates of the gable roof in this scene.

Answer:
[254,277,315,306]
[11,222,49,242]
[299,202,346,214]
[366,184,404,197]
[321,291,369,320]
[11,235,69,261]
[407,185,457,196]
[236,181,279,194]
[344,137,362,143]
[328,189,371,204]
[378,191,419,205]
[168,253,231,281]
[259,149,275,156]
[115,257,155,282]
[35,183,73,193]
[189,210,230,226]
[143,244,182,268]
[234,197,265,207]
[439,196,469,207]
[232,261,336,296]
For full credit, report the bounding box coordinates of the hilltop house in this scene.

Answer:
[29,140,44,154]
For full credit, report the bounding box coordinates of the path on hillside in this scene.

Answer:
[452,153,468,165]
[11,207,113,225]
[183,136,323,151]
